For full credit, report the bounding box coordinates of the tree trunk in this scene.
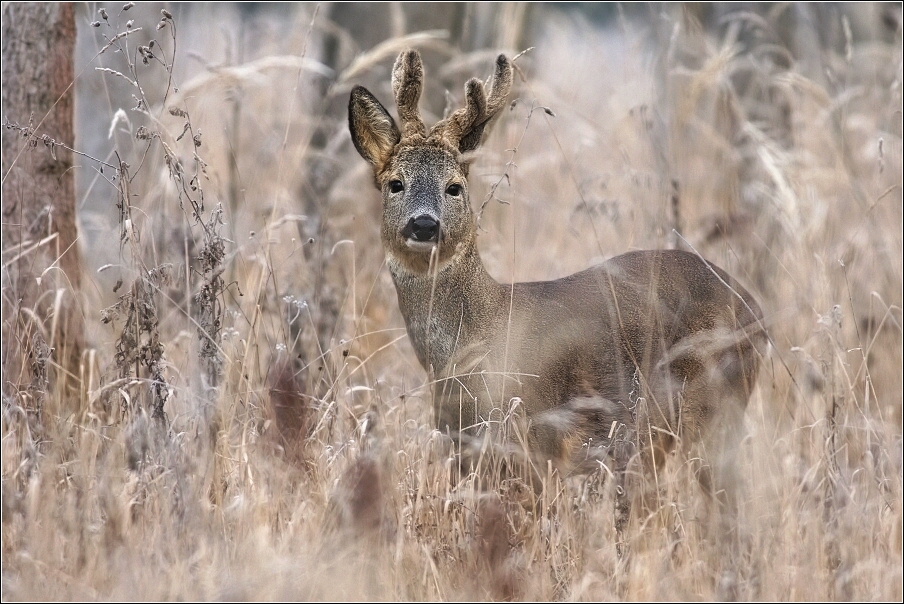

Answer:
[2,3,83,415]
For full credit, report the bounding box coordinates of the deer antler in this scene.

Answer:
[390,50,513,153]
[392,50,427,140]
[432,54,513,153]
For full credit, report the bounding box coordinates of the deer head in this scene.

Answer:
[348,50,513,275]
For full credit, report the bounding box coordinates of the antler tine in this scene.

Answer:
[484,54,513,117]
[445,78,487,143]
[392,50,427,139]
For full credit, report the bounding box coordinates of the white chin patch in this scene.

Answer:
[405,239,438,253]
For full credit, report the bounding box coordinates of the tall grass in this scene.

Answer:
[2,3,901,600]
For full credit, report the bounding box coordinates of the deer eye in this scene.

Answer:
[446,183,463,197]
[388,180,404,194]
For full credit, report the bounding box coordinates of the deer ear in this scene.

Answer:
[349,86,401,174]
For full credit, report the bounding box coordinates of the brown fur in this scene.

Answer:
[391,49,427,139]
[348,50,767,485]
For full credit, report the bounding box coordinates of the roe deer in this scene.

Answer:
[348,50,766,493]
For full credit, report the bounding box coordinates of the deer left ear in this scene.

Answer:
[348,85,401,177]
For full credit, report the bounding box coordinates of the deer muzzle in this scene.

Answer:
[402,214,440,251]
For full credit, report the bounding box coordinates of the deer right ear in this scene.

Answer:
[349,86,401,177]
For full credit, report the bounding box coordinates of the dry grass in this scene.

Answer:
[2,3,901,601]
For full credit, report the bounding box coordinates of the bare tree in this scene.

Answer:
[2,3,83,414]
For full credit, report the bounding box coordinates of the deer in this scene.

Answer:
[348,50,766,503]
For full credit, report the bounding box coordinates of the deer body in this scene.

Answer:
[350,51,765,472]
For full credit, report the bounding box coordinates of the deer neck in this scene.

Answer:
[388,241,505,374]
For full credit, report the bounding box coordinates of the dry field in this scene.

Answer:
[2,3,901,600]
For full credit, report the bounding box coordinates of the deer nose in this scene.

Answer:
[402,215,440,242]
